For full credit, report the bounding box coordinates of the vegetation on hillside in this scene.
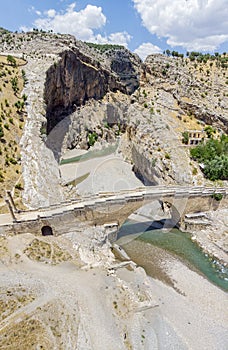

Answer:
[84,42,124,53]
[186,51,228,68]
[0,54,27,209]
[0,27,10,35]
[163,49,228,68]
[190,134,228,180]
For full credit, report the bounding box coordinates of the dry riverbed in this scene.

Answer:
[0,222,227,350]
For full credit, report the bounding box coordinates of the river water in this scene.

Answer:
[117,220,228,292]
[60,143,118,165]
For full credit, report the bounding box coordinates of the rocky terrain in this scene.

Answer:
[0,29,228,350]
[0,29,227,208]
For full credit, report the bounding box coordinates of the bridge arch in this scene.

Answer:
[118,199,181,236]
[41,225,53,236]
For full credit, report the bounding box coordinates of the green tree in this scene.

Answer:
[7,55,17,67]
[190,134,228,181]
[11,76,19,94]
[0,125,4,138]
[204,125,215,138]
[204,155,228,180]
[182,131,189,144]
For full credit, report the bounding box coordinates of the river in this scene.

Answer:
[117,220,228,292]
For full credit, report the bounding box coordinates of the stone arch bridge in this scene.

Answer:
[0,186,227,236]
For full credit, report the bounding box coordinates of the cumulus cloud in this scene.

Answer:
[96,31,132,47]
[34,3,105,41]
[46,9,56,18]
[32,2,131,47]
[134,42,162,60]
[133,0,228,51]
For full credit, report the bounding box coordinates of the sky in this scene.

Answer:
[0,0,228,60]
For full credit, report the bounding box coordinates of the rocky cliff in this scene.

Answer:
[44,47,140,133]
[144,54,228,132]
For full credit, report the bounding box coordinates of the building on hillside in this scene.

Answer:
[187,130,206,146]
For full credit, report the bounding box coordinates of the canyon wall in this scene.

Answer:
[44,48,141,133]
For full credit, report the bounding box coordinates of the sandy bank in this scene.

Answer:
[60,152,143,195]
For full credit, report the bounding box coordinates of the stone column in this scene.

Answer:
[5,199,17,222]
[6,190,18,212]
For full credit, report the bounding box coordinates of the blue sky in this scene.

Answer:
[1,1,228,60]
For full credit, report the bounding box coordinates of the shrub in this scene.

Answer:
[10,76,19,94]
[204,125,215,138]
[0,125,4,138]
[15,183,23,190]
[88,132,98,147]
[192,167,198,175]
[9,157,17,165]
[182,131,189,144]
[211,193,223,201]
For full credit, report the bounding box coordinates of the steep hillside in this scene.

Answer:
[0,54,27,211]
[144,53,228,132]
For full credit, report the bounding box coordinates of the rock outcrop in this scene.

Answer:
[45,50,123,133]
[144,54,228,132]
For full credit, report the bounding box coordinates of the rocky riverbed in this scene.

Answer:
[0,222,227,350]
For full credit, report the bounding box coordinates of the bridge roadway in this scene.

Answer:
[0,186,227,235]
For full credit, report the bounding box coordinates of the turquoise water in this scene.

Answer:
[117,220,228,291]
[60,143,118,165]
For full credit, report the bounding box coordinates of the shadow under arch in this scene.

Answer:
[116,199,181,242]
[41,225,53,236]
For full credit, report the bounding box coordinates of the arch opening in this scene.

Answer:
[41,225,53,236]
[117,199,181,241]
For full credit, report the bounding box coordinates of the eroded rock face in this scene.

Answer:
[44,48,141,133]
[109,49,141,94]
[45,50,122,133]
[144,54,228,133]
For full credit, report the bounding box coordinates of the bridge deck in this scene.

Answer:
[0,186,227,227]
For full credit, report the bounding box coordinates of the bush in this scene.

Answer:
[0,125,4,138]
[211,193,223,201]
[15,183,23,190]
[192,167,198,175]
[182,131,189,144]
[88,132,98,147]
[204,125,215,138]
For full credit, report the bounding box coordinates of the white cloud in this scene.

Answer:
[96,32,132,47]
[34,3,106,41]
[32,3,131,48]
[46,9,56,18]
[133,0,228,51]
[134,42,162,60]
